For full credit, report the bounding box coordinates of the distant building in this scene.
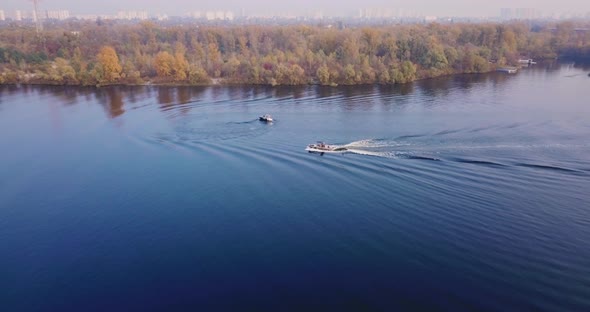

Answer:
[312,11,323,19]
[138,11,148,20]
[515,8,538,20]
[116,11,148,20]
[424,16,437,22]
[15,10,22,21]
[46,10,70,20]
[204,11,234,21]
[189,11,202,19]
[500,8,513,20]
[359,8,398,19]
[359,8,378,19]
[73,14,101,20]
[0,10,5,21]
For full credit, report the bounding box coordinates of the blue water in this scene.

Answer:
[1,62,590,311]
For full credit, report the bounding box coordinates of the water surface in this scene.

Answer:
[1,62,590,311]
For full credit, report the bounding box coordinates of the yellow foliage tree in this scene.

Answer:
[207,43,221,65]
[174,43,189,81]
[154,51,175,78]
[316,64,330,85]
[97,46,122,83]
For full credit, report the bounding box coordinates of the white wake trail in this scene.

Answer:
[341,139,390,149]
[308,139,419,158]
[343,149,394,158]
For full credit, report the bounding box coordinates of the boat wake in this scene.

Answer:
[311,139,410,158]
[344,149,395,158]
[226,119,259,125]
[325,137,590,175]
[340,139,392,149]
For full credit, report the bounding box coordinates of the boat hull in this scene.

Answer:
[305,146,348,154]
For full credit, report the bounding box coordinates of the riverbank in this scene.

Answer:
[3,21,585,88]
[0,65,514,88]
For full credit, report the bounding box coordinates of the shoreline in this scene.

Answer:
[7,57,580,89]
[0,68,509,89]
[5,57,583,89]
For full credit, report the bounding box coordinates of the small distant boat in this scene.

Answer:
[259,114,273,122]
[306,142,348,155]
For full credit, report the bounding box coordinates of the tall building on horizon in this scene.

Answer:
[0,10,5,21]
[116,11,148,20]
[358,8,398,19]
[500,8,513,20]
[204,11,234,21]
[46,10,70,20]
[189,11,202,19]
[515,8,539,20]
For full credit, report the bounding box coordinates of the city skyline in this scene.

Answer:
[1,0,590,18]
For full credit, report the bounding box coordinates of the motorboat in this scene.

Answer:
[306,142,348,155]
[259,114,273,122]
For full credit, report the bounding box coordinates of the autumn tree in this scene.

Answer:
[53,58,77,84]
[316,65,330,85]
[154,51,175,78]
[174,43,189,81]
[206,42,222,77]
[96,46,122,83]
[188,64,210,84]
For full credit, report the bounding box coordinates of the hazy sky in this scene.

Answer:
[2,0,589,17]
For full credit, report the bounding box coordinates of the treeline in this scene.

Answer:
[0,21,589,86]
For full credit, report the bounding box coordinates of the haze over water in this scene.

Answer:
[1,62,590,311]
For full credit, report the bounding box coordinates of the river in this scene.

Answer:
[1,62,590,311]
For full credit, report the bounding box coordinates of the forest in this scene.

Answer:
[0,20,589,86]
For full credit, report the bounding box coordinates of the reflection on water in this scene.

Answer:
[157,87,174,106]
[0,60,586,121]
[272,85,306,99]
[101,88,125,118]
[177,87,191,104]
